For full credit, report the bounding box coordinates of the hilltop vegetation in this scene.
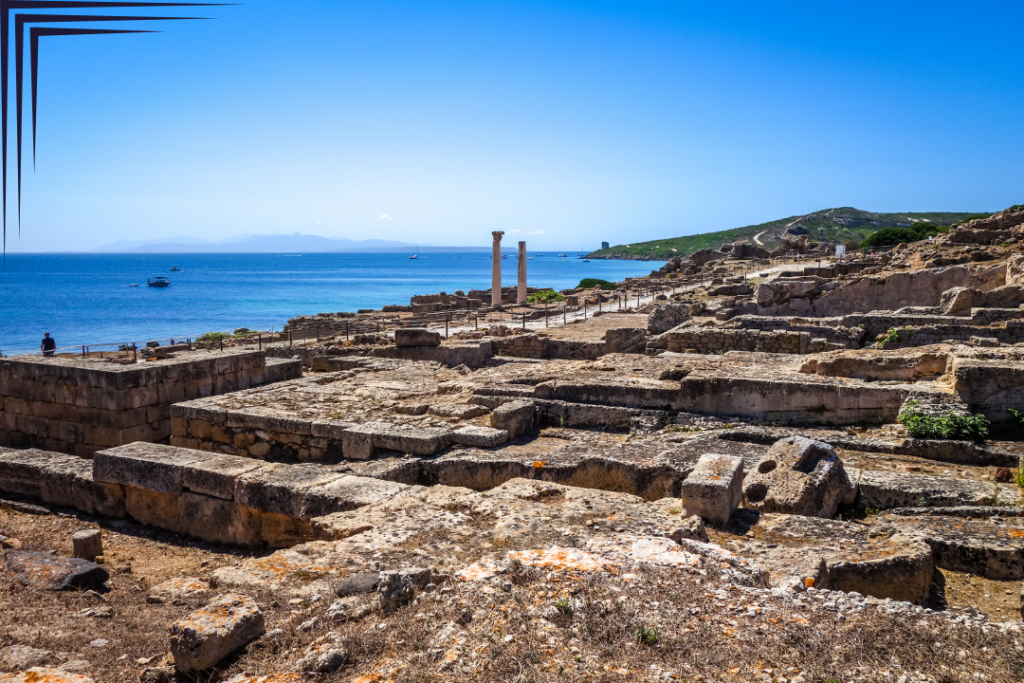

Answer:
[588,208,984,259]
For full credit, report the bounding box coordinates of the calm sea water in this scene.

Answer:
[0,252,659,354]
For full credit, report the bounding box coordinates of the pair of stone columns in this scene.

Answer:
[491,231,527,307]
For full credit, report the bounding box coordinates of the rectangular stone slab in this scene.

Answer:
[93,443,215,495]
[183,455,269,501]
[233,464,345,518]
[300,475,412,518]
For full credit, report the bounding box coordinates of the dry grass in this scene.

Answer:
[1,503,1022,683]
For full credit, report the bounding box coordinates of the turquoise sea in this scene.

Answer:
[0,252,660,354]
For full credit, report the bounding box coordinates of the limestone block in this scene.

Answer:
[680,454,744,527]
[394,328,442,347]
[668,515,709,543]
[93,443,213,494]
[452,425,509,448]
[341,422,452,460]
[148,577,213,604]
[178,492,262,548]
[183,455,268,500]
[300,475,410,518]
[742,437,855,518]
[490,399,537,440]
[260,512,315,548]
[170,594,265,672]
[233,464,344,517]
[126,486,182,532]
[72,530,102,561]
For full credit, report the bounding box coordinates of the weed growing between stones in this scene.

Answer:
[898,410,990,443]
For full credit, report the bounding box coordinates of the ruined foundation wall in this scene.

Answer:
[0,352,301,457]
[875,320,1024,350]
[663,328,810,354]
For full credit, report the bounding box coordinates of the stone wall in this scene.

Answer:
[0,443,422,548]
[724,316,865,348]
[876,320,1024,350]
[663,328,810,355]
[0,351,301,457]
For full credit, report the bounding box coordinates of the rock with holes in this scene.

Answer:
[169,593,265,672]
[741,437,855,518]
[680,453,744,527]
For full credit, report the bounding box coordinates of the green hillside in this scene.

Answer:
[587,208,984,260]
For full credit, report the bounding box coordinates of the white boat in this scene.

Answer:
[410,248,419,260]
[557,253,566,257]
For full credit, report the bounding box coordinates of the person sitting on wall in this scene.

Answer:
[41,332,56,357]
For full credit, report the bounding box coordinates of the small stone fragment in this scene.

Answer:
[335,572,380,597]
[169,593,265,672]
[72,530,103,561]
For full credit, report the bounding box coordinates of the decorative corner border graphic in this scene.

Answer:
[1,1,232,254]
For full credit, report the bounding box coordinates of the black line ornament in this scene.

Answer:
[0,0,230,255]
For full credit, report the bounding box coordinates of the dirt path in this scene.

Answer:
[754,230,767,245]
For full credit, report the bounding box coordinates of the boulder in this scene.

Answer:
[170,594,265,672]
[680,454,744,527]
[6,552,109,591]
[394,328,441,348]
[377,567,432,613]
[148,577,213,604]
[742,437,855,518]
[647,302,704,334]
[754,277,821,307]
[490,400,537,440]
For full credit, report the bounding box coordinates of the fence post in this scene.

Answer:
[346,321,349,341]
[583,301,587,320]
[545,302,548,327]
[220,338,224,352]
[563,306,566,326]
[289,330,293,347]
[259,334,262,351]
[445,314,449,338]
[133,345,137,361]
[474,313,478,330]
[317,324,321,341]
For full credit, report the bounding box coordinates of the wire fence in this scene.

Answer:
[0,260,802,360]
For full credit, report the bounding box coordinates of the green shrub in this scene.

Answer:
[528,289,565,304]
[897,411,990,443]
[577,278,618,291]
[860,223,947,248]
[198,331,231,342]
[636,625,661,646]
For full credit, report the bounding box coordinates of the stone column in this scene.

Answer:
[517,241,528,304]
[491,231,505,308]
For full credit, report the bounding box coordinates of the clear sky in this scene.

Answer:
[6,0,1023,252]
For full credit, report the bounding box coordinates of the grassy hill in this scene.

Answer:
[587,208,985,260]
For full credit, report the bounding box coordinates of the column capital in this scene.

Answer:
[491,231,505,241]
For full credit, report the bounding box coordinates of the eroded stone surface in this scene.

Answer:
[169,593,265,672]
[743,437,855,518]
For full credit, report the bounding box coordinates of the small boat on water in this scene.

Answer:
[528,257,533,260]
[129,283,138,287]
[410,248,419,259]
[557,253,566,257]
[169,267,181,272]
[147,277,170,288]
[501,254,508,259]
[582,259,591,262]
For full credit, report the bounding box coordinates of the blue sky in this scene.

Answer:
[6,0,1023,252]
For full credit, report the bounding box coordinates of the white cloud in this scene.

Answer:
[315,221,323,224]
[379,214,395,222]
[507,229,522,235]
[527,229,546,235]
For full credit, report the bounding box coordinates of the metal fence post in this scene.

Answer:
[259,334,262,351]
[346,321,349,341]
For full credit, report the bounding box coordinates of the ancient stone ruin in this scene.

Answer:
[2,207,1024,682]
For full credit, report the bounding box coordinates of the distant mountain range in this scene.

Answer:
[93,233,425,253]
[587,208,987,260]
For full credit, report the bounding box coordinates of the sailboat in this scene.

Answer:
[410,248,419,260]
